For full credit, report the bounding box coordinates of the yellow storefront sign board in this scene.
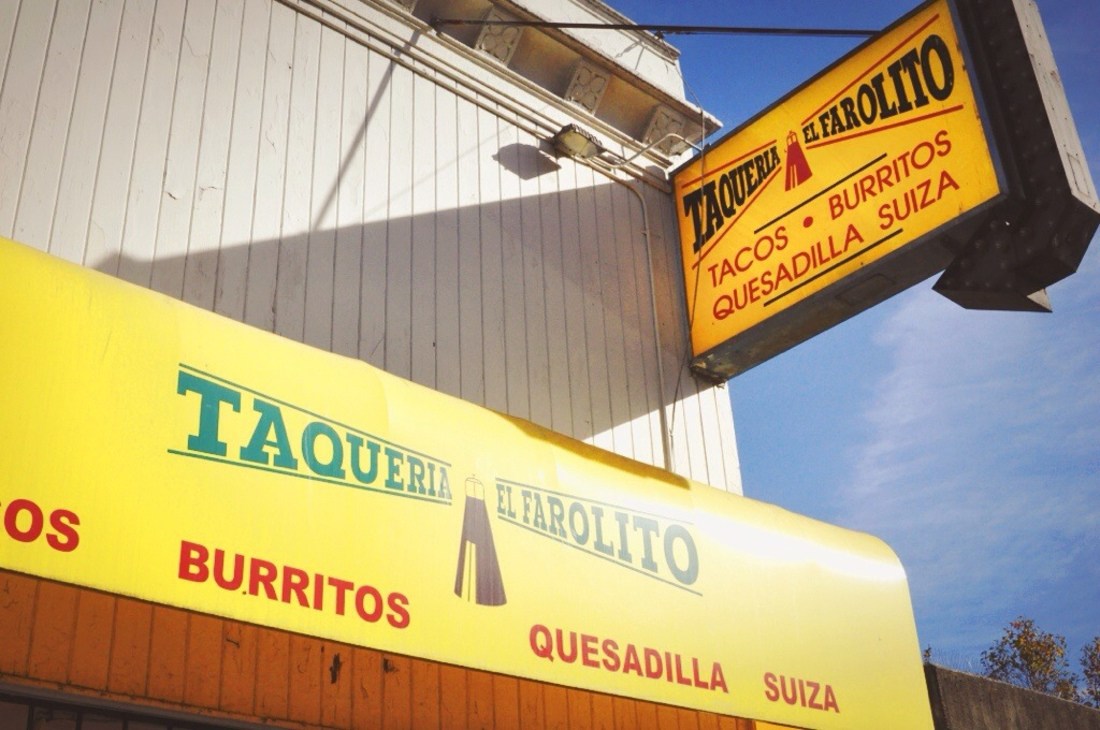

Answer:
[0,238,932,729]
[674,0,1001,375]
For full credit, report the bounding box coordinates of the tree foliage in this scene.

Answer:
[1082,636,1100,708]
[980,617,1080,702]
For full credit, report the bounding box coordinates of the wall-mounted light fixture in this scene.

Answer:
[550,124,604,159]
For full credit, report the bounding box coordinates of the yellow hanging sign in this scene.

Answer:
[0,237,932,729]
[675,0,1002,378]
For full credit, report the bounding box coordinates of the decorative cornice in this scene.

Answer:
[475,9,524,65]
[563,61,609,114]
[643,105,688,154]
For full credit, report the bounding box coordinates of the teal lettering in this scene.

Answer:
[548,496,566,537]
[532,494,547,532]
[633,516,660,572]
[177,371,240,457]
[591,506,615,557]
[346,434,380,484]
[240,400,298,469]
[302,422,345,478]
[664,524,699,585]
[431,465,452,501]
[407,455,426,495]
[615,511,633,562]
[384,447,404,490]
[568,502,589,545]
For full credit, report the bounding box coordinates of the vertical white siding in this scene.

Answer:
[0,0,741,493]
[0,0,56,235]
[151,0,214,301]
[332,26,368,360]
[12,1,87,250]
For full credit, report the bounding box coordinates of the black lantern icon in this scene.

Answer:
[453,476,507,606]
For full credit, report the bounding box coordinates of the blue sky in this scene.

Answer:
[611,0,1100,669]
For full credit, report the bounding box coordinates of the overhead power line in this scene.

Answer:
[429,18,880,39]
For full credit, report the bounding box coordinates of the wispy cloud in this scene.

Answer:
[837,248,1100,660]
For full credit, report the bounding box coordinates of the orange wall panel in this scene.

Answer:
[492,675,521,728]
[518,675,546,727]
[410,658,441,728]
[610,696,637,730]
[68,591,114,690]
[27,581,78,684]
[589,692,615,730]
[182,613,223,709]
[255,629,291,719]
[351,647,385,728]
[567,687,594,727]
[319,645,353,729]
[107,600,152,697]
[0,572,36,676]
[382,654,414,729]
[220,621,258,716]
[634,699,661,730]
[147,605,189,703]
[287,634,324,725]
[439,663,468,729]
[544,683,571,730]
[0,573,762,730]
[467,668,496,728]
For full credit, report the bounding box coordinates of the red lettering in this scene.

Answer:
[355,585,384,622]
[808,680,823,710]
[581,634,599,668]
[175,540,410,629]
[178,540,210,582]
[2,500,81,552]
[623,645,642,676]
[763,672,838,711]
[313,573,325,611]
[828,193,845,220]
[46,509,80,552]
[248,559,278,599]
[692,657,706,689]
[4,499,43,542]
[601,639,621,672]
[711,663,729,694]
[764,672,779,702]
[386,592,410,629]
[675,655,692,686]
[527,624,723,693]
[328,577,354,615]
[213,549,244,590]
[935,128,952,156]
[556,629,578,663]
[282,566,310,606]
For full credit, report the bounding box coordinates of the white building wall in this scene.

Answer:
[0,0,741,492]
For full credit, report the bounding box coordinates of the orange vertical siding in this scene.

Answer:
[350,646,384,728]
[27,581,79,684]
[148,605,189,703]
[492,675,521,728]
[0,572,36,676]
[439,664,468,729]
[0,571,761,730]
[108,600,153,697]
[68,590,114,689]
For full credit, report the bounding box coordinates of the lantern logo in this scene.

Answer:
[453,476,507,606]
[784,131,813,190]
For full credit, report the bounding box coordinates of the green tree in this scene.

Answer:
[1082,636,1100,708]
[980,617,1080,702]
